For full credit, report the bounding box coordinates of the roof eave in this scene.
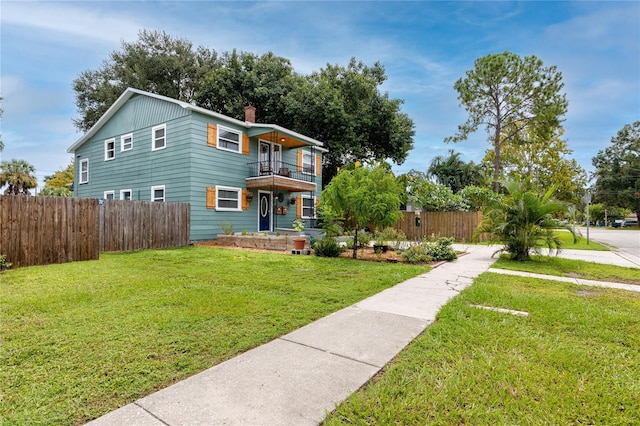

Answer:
[68,87,326,153]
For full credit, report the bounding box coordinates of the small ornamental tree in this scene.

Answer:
[319,164,402,258]
[476,180,577,261]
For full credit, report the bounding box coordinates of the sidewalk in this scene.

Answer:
[551,248,640,268]
[487,268,640,293]
[88,245,498,426]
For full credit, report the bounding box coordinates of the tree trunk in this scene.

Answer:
[493,122,501,193]
[352,227,359,259]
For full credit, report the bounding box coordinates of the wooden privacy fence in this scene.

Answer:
[394,211,486,242]
[0,196,190,268]
[100,199,190,252]
[0,196,100,268]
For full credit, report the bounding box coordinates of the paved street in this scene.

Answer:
[576,226,640,266]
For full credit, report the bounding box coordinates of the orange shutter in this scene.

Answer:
[241,190,250,210]
[206,186,216,209]
[242,134,250,155]
[207,124,217,147]
[297,150,303,172]
[296,196,302,217]
[315,155,321,176]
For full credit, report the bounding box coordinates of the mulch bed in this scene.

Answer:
[195,241,452,267]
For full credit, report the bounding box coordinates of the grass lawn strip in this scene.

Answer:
[492,256,640,285]
[477,229,609,251]
[325,273,640,425]
[554,229,609,251]
[0,246,430,425]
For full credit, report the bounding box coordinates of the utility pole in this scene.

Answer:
[582,193,591,245]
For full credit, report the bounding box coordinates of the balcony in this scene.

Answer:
[246,161,317,192]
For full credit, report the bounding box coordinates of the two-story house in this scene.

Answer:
[67,88,325,241]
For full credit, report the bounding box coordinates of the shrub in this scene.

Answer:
[476,180,574,260]
[401,244,432,264]
[375,227,406,242]
[219,221,234,235]
[313,237,345,257]
[357,230,372,246]
[0,253,12,271]
[425,237,457,261]
[345,237,355,250]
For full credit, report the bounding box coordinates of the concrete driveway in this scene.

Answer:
[577,226,640,266]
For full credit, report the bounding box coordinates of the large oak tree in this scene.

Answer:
[73,30,219,132]
[446,51,568,192]
[283,59,414,185]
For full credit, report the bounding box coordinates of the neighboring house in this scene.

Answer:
[67,88,326,241]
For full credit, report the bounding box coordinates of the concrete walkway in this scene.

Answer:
[88,245,498,426]
[87,244,638,425]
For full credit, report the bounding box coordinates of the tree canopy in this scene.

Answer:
[195,50,300,125]
[41,160,74,197]
[483,127,586,204]
[73,30,414,185]
[284,59,414,185]
[447,51,568,192]
[427,149,483,193]
[0,159,37,195]
[404,169,499,212]
[592,121,640,222]
[73,30,219,132]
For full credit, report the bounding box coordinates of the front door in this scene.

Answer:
[259,141,271,174]
[258,191,272,232]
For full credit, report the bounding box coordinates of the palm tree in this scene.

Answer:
[428,149,482,193]
[0,159,37,195]
[476,179,577,261]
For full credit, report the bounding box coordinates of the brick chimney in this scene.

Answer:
[244,105,256,123]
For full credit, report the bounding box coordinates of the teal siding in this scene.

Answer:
[72,93,323,242]
[188,113,255,239]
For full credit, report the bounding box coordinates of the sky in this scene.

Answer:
[1,1,639,191]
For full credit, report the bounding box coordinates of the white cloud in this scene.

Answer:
[1,1,141,44]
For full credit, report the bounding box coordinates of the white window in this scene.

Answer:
[120,189,132,200]
[105,138,116,160]
[302,151,314,174]
[121,133,133,152]
[216,186,241,211]
[217,126,242,153]
[104,190,115,200]
[152,124,166,151]
[151,185,165,202]
[79,159,89,184]
[301,195,316,218]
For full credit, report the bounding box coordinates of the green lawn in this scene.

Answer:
[479,229,609,251]
[493,256,640,285]
[325,273,640,425]
[555,229,609,251]
[0,246,430,425]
